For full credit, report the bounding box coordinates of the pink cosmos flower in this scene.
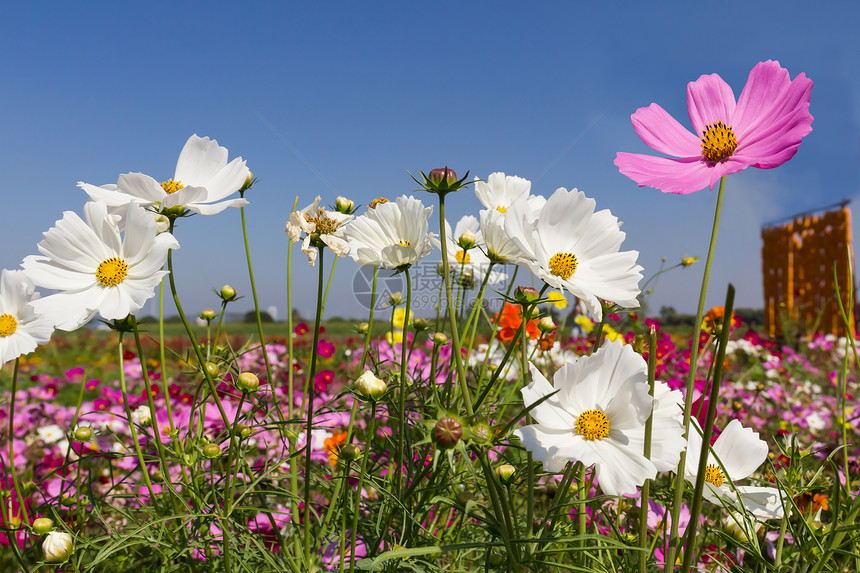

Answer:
[615,60,813,194]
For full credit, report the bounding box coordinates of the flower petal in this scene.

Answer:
[630,103,701,157]
[614,153,746,194]
[686,72,737,135]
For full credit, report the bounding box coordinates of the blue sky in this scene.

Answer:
[1,2,858,320]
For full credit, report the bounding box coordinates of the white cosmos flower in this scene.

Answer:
[0,269,54,366]
[479,208,526,263]
[475,172,539,214]
[505,187,643,321]
[685,419,784,519]
[78,134,250,216]
[343,195,435,270]
[514,340,683,497]
[286,196,354,266]
[22,201,179,331]
[434,216,508,285]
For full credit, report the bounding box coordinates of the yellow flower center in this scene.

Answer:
[0,314,17,337]
[161,179,185,194]
[96,257,129,286]
[704,464,725,488]
[305,208,338,235]
[496,205,507,213]
[575,409,610,441]
[549,252,578,279]
[700,121,738,163]
[455,250,471,264]
[368,197,389,209]
[398,240,411,247]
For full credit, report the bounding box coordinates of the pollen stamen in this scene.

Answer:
[496,205,507,214]
[161,179,185,194]
[700,121,738,163]
[576,409,610,441]
[305,208,338,235]
[704,464,725,488]
[96,257,128,287]
[0,314,17,337]
[549,252,578,279]
[398,240,411,247]
[368,197,389,209]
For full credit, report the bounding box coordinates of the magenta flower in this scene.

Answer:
[615,60,813,194]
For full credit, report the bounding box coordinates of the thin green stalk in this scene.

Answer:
[638,326,658,573]
[349,402,376,573]
[286,197,300,533]
[664,175,727,571]
[303,247,327,564]
[680,284,734,573]
[116,332,155,500]
[158,277,176,433]
[394,270,412,500]
[437,194,473,417]
[239,202,282,421]
[577,464,588,556]
[7,358,29,525]
[463,262,494,355]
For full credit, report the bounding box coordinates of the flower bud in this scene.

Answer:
[453,483,473,505]
[73,427,93,442]
[236,372,260,393]
[495,464,516,484]
[42,530,73,562]
[514,286,540,304]
[538,316,557,332]
[234,424,252,439]
[470,422,492,444]
[388,292,403,306]
[412,317,428,331]
[355,371,387,401]
[220,285,237,301]
[153,214,170,234]
[32,517,54,535]
[432,332,448,345]
[240,172,255,192]
[202,443,221,459]
[335,196,355,214]
[681,255,700,267]
[457,229,477,250]
[428,167,458,186]
[204,362,220,378]
[433,416,463,448]
[339,443,361,461]
[200,308,216,321]
[357,321,370,334]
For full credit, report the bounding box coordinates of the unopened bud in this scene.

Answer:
[496,464,516,484]
[335,196,355,214]
[413,317,428,331]
[357,321,370,334]
[204,362,220,378]
[73,427,93,442]
[234,424,252,439]
[240,172,255,192]
[153,214,170,234]
[470,422,492,444]
[200,308,216,321]
[457,229,477,250]
[433,416,463,448]
[32,517,54,535]
[453,483,473,505]
[220,285,237,301]
[538,316,557,332]
[428,167,458,186]
[388,292,403,306]
[42,530,73,562]
[236,372,260,393]
[355,371,387,401]
[514,286,540,304]
[202,443,221,459]
[432,332,448,345]
[339,444,361,461]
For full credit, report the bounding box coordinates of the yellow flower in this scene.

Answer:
[575,315,594,334]
[681,256,700,267]
[602,325,625,343]
[546,291,568,309]
[386,329,404,344]
[392,308,412,329]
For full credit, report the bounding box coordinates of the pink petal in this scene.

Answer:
[686,73,737,136]
[732,61,813,169]
[614,153,746,195]
[630,103,701,157]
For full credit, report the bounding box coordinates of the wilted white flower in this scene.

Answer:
[42,530,73,562]
[286,196,354,265]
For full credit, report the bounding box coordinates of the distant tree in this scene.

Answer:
[244,310,273,323]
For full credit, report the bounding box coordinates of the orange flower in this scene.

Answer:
[493,303,540,342]
[324,430,348,467]
[702,306,741,333]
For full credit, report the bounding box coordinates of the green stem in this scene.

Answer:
[664,175,727,572]
[303,247,327,564]
[286,197,301,534]
[349,402,376,573]
[7,359,29,526]
[117,332,155,499]
[394,270,412,501]
[437,195,473,417]
[638,326,658,573]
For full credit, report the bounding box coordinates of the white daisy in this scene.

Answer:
[515,340,683,497]
[0,269,54,366]
[474,172,534,214]
[504,187,643,321]
[434,215,508,285]
[22,201,179,331]
[78,134,250,216]
[286,196,354,266]
[685,419,784,519]
[478,208,525,263]
[343,195,435,270]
